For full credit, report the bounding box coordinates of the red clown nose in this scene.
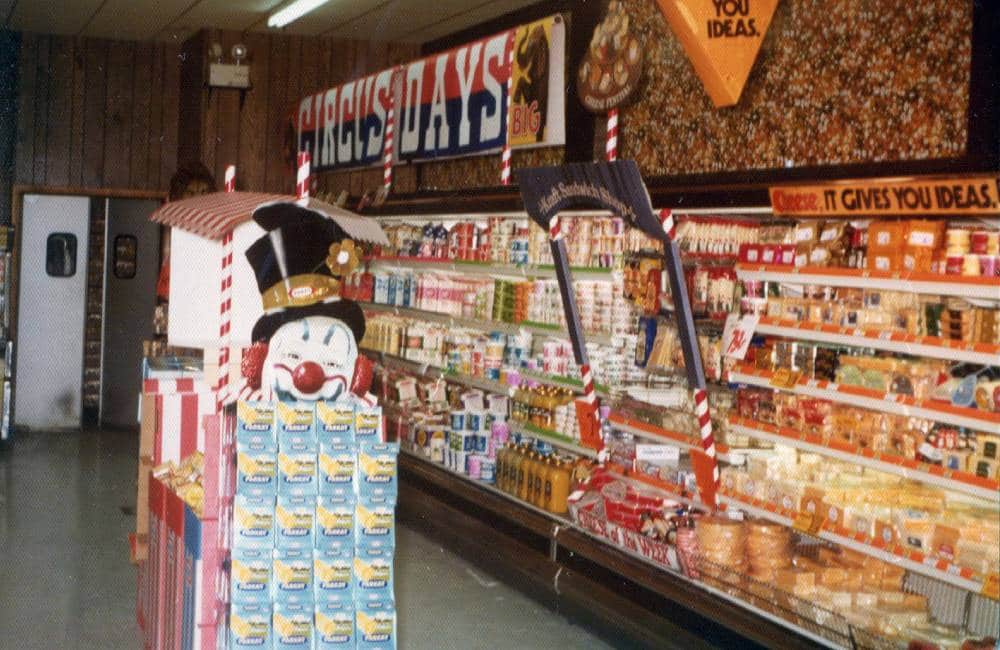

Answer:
[292,361,325,394]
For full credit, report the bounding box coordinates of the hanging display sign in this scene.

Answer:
[656,0,779,107]
[576,1,643,113]
[770,177,1000,217]
[296,16,565,173]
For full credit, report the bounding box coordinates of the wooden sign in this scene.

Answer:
[770,176,1000,217]
[656,0,779,107]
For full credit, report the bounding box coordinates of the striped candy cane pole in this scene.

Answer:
[605,108,618,162]
[296,152,311,199]
[383,105,394,190]
[500,33,515,186]
[659,208,676,240]
[694,388,719,486]
[216,166,237,412]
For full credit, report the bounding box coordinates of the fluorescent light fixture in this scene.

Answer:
[268,0,330,28]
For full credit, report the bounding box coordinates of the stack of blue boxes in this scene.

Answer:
[231,400,399,649]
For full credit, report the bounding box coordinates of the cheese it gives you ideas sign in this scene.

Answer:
[296,16,565,173]
[770,177,1000,217]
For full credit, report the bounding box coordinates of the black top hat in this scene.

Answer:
[246,202,365,343]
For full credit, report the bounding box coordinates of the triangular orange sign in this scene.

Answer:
[656,0,779,107]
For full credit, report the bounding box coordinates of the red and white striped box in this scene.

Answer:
[165,488,186,650]
[148,476,169,650]
[153,392,216,466]
[144,378,211,394]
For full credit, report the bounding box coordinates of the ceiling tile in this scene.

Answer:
[176,0,284,35]
[80,0,195,40]
[392,0,540,44]
[7,0,104,35]
[263,0,385,36]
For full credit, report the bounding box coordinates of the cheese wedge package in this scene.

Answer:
[231,547,272,604]
[314,547,355,603]
[237,400,277,448]
[233,494,275,550]
[316,600,355,649]
[230,601,271,649]
[275,495,316,550]
[316,401,356,446]
[273,548,313,603]
[318,443,357,498]
[356,441,399,501]
[356,598,396,650]
[316,495,356,550]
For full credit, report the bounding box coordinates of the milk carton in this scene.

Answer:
[316,401,356,446]
[272,548,312,602]
[275,495,315,550]
[237,401,276,448]
[233,494,275,550]
[272,600,313,650]
[313,547,354,603]
[230,601,271,649]
[318,443,357,497]
[316,600,355,649]
[316,495,356,550]
[356,598,396,650]
[231,547,271,604]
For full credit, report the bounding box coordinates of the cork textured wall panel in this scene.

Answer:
[611,0,971,176]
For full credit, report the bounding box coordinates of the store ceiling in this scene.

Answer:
[2,0,540,44]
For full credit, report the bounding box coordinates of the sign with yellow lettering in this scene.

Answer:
[770,177,1000,217]
[656,0,779,107]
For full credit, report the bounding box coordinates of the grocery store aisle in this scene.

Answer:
[0,429,621,650]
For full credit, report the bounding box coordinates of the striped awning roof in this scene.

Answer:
[148,192,389,245]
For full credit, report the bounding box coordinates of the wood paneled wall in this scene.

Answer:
[180,30,419,194]
[14,33,181,191]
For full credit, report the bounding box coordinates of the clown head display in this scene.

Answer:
[242,202,374,404]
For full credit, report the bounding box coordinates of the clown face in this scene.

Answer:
[262,315,358,403]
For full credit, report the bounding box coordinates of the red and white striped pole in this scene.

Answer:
[216,165,236,412]
[605,108,618,162]
[296,152,311,200]
[383,105,395,191]
[500,33,515,186]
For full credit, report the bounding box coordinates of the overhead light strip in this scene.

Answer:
[268,0,330,28]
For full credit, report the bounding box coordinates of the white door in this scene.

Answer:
[15,194,90,430]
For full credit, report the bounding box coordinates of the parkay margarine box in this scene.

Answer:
[231,547,271,604]
[318,443,356,497]
[278,449,318,496]
[316,402,356,446]
[273,601,313,650]
[356,599,396,650]
[273,548,312,602]
[357,442,399,501]
[275,495,315,550]
[237,442,277,497]
[276,402,316,450]
[316,600,355,649]
[233,494,275,550]
[355,497,395,549]
[237,401,276,448]
[316,495,356,550]
[354,405,383,442]
[230,601,271,649]
[353,543,393,602]
[314,547,353,603]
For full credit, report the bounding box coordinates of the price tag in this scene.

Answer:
[982,573,1000,601]
[723,314,760,360]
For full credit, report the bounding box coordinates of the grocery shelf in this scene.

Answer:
[728,415,1000,504]
[363,347,511,396]
[607,412,701,450]
[716,488,990,596]
[515,368,612,399]
[735,264,1000,302]
[754,316,1000,366]
[507,420,599,458]
[730,364,1000,435]
[368,255,618,281]
[359,301,614,346]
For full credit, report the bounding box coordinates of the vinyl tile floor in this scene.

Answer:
[0,429,619,649]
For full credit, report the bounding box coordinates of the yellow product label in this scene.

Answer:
[234,498,274,546]
[316,402,355,433]
[356,610,394,642]
[354,408,381,438]
[231,604,270,646]
[276,501,314,535]
[239,401,276,430]
[318,450,355,485]
[277,402,314,432]
[279,452,317,485]
[356,503,393,537]
[238,451,277,481]
[358,451,395,485]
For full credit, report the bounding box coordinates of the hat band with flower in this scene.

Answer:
[260,238,360,311]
